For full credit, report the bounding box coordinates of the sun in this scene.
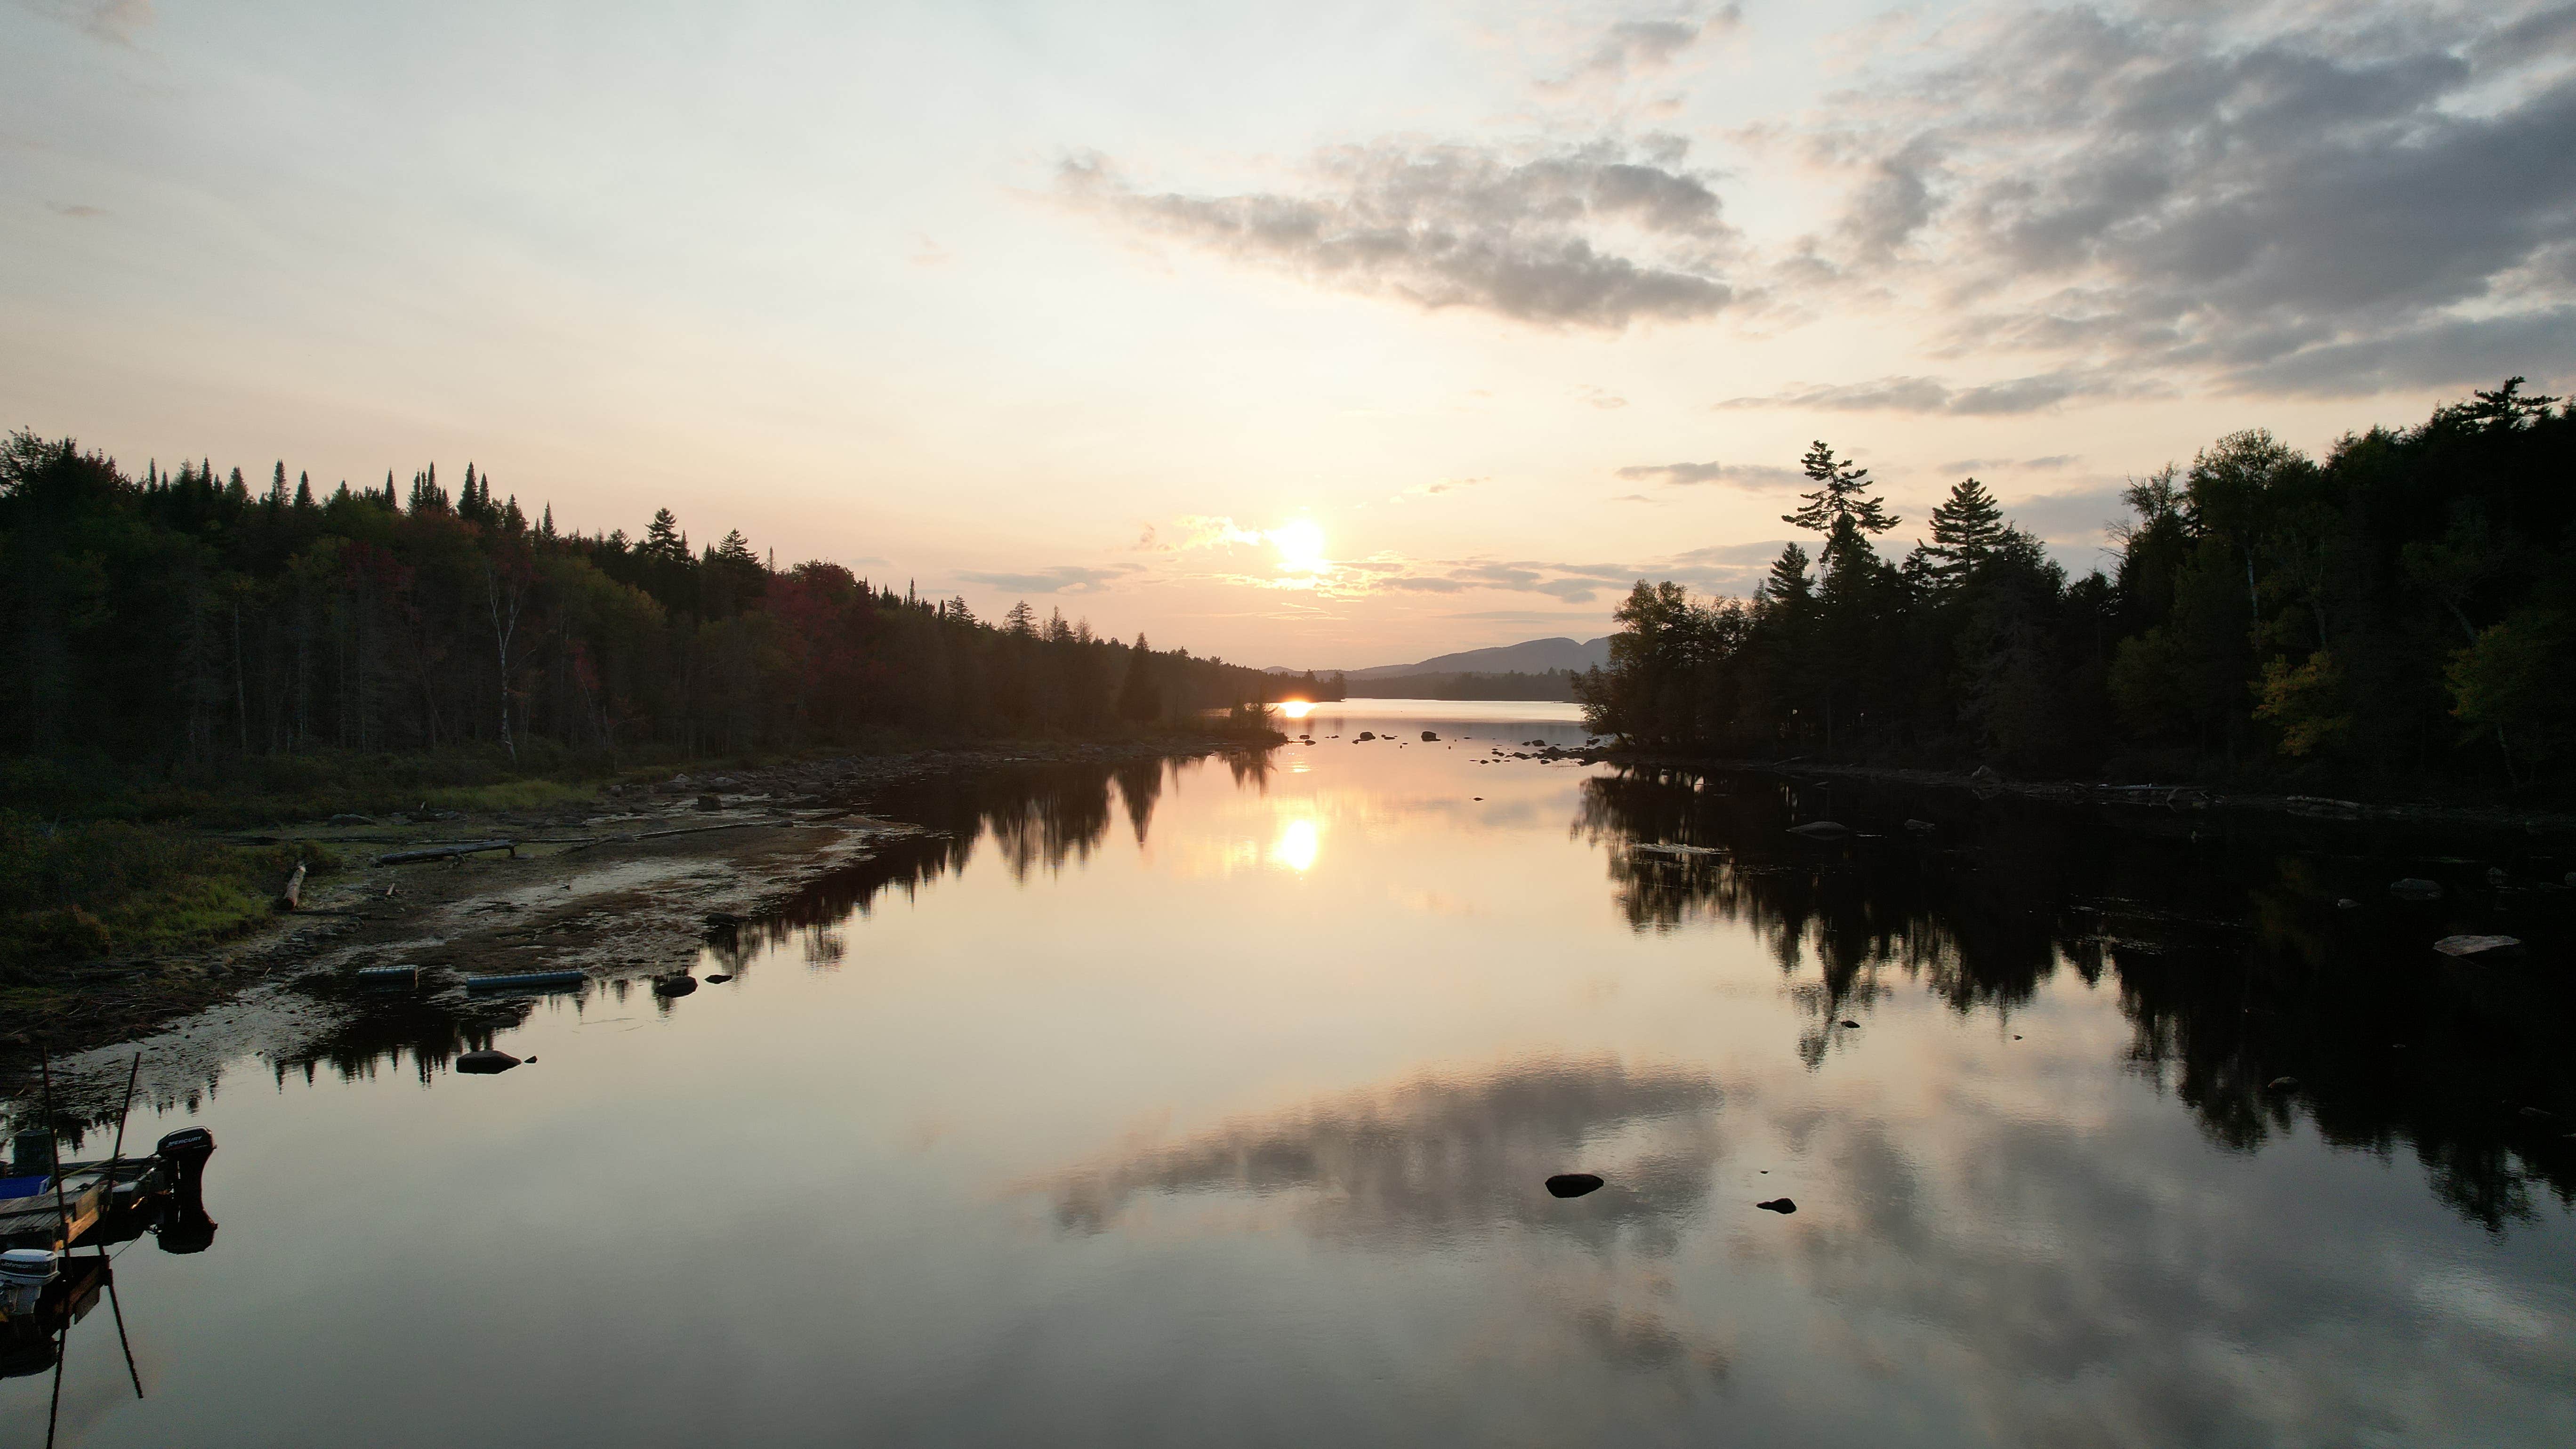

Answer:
[1269,519,1328,575]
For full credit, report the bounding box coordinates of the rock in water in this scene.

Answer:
[2336,899,2359,910]
[704,974,732,984]
[2389,878,2443,901]
[1789,821,1849,839]
[1903,819,1936,834]
[455,1049,519,1074]
[1356,731,1375,742]
[2433,934,2520,958]
[1755,1198,1797,1214]
[1840,1020,1860,1029]
[1420,731,1439,742]
[652,974,699,997]
[1545,1174,1604,1199]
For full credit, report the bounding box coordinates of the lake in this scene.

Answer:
[9,699,2574,1447]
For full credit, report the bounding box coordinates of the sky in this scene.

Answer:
[5,0,2572,668]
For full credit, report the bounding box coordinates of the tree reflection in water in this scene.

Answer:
[1575,766,2576,1232]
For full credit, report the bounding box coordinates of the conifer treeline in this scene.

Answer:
[0,433,1295,773]
[1577,381,2575,792]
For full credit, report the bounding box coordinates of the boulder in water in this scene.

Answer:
[1420,731,1439,742]
[1903,819,1936,834]
[1840,1020,1860,1029]
[652,974,699,998]
[2433,934,2520,958]
[1356,731,1375,742]
[1789,821,1849,839]
[1755,1198,1797,1214]
[1545,1174,1603,1199]
[2389,878,2442,901]
[455,1049,519,1074]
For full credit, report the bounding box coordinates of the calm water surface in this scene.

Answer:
[11,699,2575,1447]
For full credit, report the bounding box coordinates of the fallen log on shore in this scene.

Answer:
[374,839,516,866]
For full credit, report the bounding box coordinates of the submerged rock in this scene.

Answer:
[455,1049,519,1075]
[1789,821,1850,839]
[2337,899,2360,910]
[1755,1198,1797,1214]
[1903,819,1936,834]
[652,974,699,997]
[1545,1174,1604,1199]
[2390,878,2443,900]
[2433,934,2520,958]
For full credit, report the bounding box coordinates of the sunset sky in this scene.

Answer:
[8,0,2571,667]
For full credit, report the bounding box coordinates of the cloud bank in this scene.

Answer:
[1058,137,1739,329]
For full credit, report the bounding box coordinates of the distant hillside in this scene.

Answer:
[1342,669,1580,702]
[1332,636,1611,681]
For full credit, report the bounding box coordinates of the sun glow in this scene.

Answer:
[1268,519,1328,575]
[1278,700,1315,720]
[1270,817,1320,873]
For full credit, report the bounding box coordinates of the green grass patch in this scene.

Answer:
[0,813,337,981]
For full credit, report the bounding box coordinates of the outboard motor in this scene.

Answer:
[0,1248,56,1318]
[155,1127,215,1191]
[154,1127,219,1255]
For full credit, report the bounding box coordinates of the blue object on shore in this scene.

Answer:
[0,1175,49,1201]
[463,969,588,992]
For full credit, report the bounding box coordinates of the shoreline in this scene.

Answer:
[1534,744,2576,836]
[5,735,1273,1121]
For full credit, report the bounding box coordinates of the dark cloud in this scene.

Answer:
[1577,9,1741,82]
[955,564,1140,595]
[1808,2,2576,396]
[1715,369,2143,415]
[2220,305,2576,395]
[1058,139,1737,329]
[1613,460,1805,488]
[1937,455,2080,472]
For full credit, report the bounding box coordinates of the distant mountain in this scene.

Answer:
[1329,636,1611,681]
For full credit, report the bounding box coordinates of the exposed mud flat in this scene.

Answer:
[9,739,1258,1124]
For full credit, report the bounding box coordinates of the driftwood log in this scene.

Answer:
[278,861,306,910]
[374,839,517,866]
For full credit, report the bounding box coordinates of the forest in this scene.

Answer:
[1575,381,2575,799]
[0,431,1297,805]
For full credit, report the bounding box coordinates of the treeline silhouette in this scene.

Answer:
[1572,766,2576,1232]
[0,432,1293,785]
[1577,381,2574,794]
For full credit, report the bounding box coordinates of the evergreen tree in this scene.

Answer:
[1923,476,2007,589]
[1117,636,1162,722]
[1004,600,1037,637]
[641,508,688,563]
[1783,442,1897,551]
